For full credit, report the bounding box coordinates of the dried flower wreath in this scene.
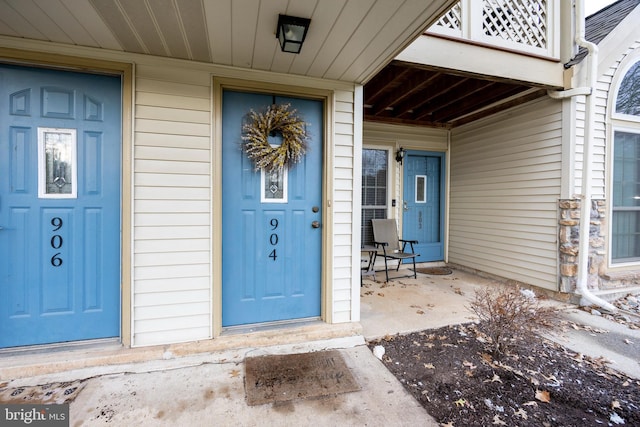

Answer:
[242,103,308,172]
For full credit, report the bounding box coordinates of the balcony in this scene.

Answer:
[428,0,559,59]
[364,0,566,128]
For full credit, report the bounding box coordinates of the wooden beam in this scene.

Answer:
[371,69,441,116]
[450,89,547,127]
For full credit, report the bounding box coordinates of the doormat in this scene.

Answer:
[244,350,360,406]
[0,380,86,404]
[414,267,453,275]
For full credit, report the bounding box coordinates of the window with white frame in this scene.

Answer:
[361,149,388,247]
[611,60,640,264]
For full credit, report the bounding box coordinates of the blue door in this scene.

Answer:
[403,151,445,262]
[221,90,323,327]
[0,64,121,348]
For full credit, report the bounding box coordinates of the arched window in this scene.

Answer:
[612,60,640,264]
[616,61,640,116]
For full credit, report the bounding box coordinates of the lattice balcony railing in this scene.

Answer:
[434,2,462,31]
[429,0,558,58]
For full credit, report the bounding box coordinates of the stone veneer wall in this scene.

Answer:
[558,199,604,291]
[559,199,640,292]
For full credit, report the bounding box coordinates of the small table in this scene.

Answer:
[360,245,377,283]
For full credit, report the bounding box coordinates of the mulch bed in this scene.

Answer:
[368,322,640,427]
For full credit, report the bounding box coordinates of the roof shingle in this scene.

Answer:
[566,0,640,66]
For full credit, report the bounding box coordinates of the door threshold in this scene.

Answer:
[0,338,121,357]
[222,317,322,336]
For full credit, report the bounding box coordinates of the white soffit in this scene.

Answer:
[0,0,457,84]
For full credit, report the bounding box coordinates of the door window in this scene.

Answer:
[415,175,427,203]
[261,167,288,203]
[38,127,77,198]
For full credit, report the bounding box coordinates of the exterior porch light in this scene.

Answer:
[395,147,405,165]
[276,14,311,54]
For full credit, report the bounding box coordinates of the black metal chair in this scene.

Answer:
[371,219,419,282]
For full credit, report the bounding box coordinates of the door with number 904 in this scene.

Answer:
[221,91,323,327]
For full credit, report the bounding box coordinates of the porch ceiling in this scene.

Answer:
[364,60,549,129]
[0,0,457,84]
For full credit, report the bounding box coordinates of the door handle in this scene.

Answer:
[403,201,409,211]
[311,221,320,229]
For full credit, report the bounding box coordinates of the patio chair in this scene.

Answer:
[371,219,419,282]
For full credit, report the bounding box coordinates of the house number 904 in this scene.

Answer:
[269,218,279,261]
[50,217,63,267]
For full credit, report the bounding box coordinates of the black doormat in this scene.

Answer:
[244,350,360,406]
[414,267,453,275]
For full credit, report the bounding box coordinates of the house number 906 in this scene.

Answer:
[50,217,63,267]
[269,218,279,261]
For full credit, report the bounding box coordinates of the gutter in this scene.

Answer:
[547,0,617,312]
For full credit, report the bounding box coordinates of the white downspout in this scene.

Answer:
[548,0,617,312]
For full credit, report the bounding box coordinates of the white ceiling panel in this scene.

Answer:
[0,17,18,37]
[250,0,288,72]
[323,0,399,80]
[61,0,122,50]
[203,0,231,65]
[230,0,260,69]
[0,1,47,40]
[37,0,101,47]
[305,0,375,79]
[286,0,344,76]
[0,0,457,84]
[8,0,74,44]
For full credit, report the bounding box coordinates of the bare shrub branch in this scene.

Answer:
[468,285,560,359]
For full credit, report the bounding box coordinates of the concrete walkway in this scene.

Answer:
[69,344,437,426]
[2,266,639,426]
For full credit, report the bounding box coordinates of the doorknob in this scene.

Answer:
[311,221,320,228]
[403,201,409,211]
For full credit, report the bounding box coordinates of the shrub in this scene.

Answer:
[468,285,560,358]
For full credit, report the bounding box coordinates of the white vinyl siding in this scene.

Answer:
[449,97,562,290]
[574,78,611,199]
[133,66,212,346]
[333,90,356,323]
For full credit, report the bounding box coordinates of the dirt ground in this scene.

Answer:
[368,321,640,427]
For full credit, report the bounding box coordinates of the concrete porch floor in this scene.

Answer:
[359,265,489,339]
[1,265,639,426]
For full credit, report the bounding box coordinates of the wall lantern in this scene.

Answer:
[276,14,311,54]
[395,147,405,165]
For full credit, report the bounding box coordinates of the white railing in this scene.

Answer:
[429,0,559,58]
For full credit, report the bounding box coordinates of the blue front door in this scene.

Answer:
[221,90,323,327]
[0,64,122,348]
[403,151,445,262]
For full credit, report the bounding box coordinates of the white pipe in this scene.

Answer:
[547,87,591,99]
[572,0,617,312]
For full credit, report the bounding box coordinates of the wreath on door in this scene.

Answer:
[242,103,309,172]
